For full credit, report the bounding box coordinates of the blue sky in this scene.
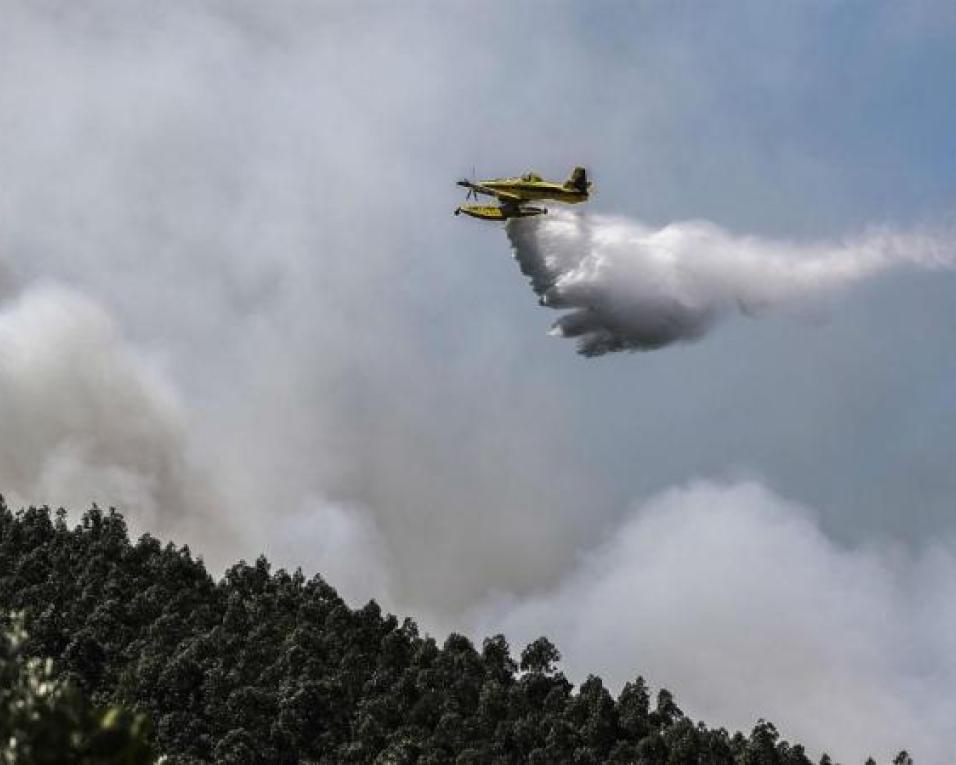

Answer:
[427,1,956,544]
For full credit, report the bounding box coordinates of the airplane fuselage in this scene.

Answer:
[478,179,589,204]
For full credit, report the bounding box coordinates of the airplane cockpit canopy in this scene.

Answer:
[521,171,543,182]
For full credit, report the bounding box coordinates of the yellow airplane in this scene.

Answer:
[454,166,592,221]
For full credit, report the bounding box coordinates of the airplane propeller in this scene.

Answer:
[462,164,477,201]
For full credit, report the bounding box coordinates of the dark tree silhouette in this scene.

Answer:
[0,498,909,764]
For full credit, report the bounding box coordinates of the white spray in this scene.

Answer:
[507,211,954,356]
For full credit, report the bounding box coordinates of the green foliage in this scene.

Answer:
[0,613,153,764]
[0,497,908,763]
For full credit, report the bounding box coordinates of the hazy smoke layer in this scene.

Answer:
[0,280,395,601]
[473,480,956,764]
[508,211,954,355]
[0,285,221,548]
[0,2,601,614]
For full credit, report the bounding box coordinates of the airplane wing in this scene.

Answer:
[462,181,522,204]
[490,189,523,204]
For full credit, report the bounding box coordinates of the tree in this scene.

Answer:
[520,637,561,675]
[0,613,154,764]
[618,677,651,742]
[0,502,901,764]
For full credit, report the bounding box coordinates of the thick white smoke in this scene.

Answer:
[0,284,220,547]
[472,480,956,764]
[508,211,955,355]
[0,1,599,616]
[0,283,390,602]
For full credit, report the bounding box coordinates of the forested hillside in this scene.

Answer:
[0,499,908,764]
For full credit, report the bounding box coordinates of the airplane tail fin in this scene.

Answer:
[564,166,590,194]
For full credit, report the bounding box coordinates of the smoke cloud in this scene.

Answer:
[0,284,222,549]
[0,282,391,602]
[508,211,955,355]
[0,1,605,614]
[472,480,956,764]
